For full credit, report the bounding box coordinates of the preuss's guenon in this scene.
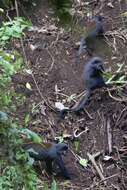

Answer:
[23,142,71,179]
[59,57,106,118]
[78,15,104,56]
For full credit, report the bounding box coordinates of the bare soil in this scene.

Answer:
[12,0,127,189]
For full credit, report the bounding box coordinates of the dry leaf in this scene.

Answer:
[107,2,114,8]
[26,82,32,90]
[40,104,46,116]
[55,102,69,110]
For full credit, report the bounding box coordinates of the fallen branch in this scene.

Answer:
[107,118,112,154]
[87,152,105,182]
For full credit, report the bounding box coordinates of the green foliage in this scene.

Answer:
[0,0,12,9]
[79,157,88,167]
[0,8,4,13]
[0,55,39,190]
[51,179,58,190]
[49,0,73,26]
[0,111,8,122]
[49,0,72,10]
[24,113,31,127]
[74,140,80,153]
[19,128,43,143]
[104,63,127,85]
[43,182,49,190]
[0,18,38,189]
[0,121,38,190]
[0,17,31,46]
[55,136,64,143]
[0,50,24,110]
[0,50,22,76]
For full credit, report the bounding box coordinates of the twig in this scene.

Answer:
[49,31,60,48]
[107,89,127,102]
[91,173,119,188]
[107,118,112,154]
[84,109,93,119]
[115,107,127,127]
[73,127,89,138]
[100,173,118,183]
[117,0,125,28]
[46,49,55,74]
[87,152,105,182]
[69,148,80,160]
[113,146,124,166]
[47,120,56,140]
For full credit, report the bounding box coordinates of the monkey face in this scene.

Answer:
[94,15,103,22]
[91,58,104,73]
[96,63,104,72]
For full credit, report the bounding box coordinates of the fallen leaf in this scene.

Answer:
[26,82,32,90]
[103,155,112,161]
[25,69,32,75]
[107,2,114,8]
[55,102,69,110]
[40,104,46,116]
[29,44,39,51]
[0,8,4,13]
[121,11,127,17]
[63,133,72,138]
[55,136,64,143]
[55,84,59,93]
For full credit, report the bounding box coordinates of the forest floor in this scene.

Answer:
[12,0,127,189]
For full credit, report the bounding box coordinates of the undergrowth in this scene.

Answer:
[0,16,39,190]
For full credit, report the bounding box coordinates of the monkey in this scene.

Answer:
[59,57,106,119]
[22,142,71,179]
[78,15,104,56]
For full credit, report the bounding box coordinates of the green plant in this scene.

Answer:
[49,0,73,26]
[0,14,41,189]
[0,17,31,46]
[19,128,43,143]
[51,179,58,190]
[0,0,13,9]
[104,63,127,85]
[0,121,38,190]
[0,50,24,110]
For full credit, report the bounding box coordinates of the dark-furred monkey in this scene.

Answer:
[59,57,106,118]
[23,142,70,179]
[78,16,104,56]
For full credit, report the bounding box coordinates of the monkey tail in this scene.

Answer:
[71,90,92,113]
[58,91,92,119]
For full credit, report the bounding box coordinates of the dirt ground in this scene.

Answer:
[12,0,127,189]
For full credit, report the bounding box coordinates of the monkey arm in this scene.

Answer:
[45,160,53,175]
[55,154,71,179]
